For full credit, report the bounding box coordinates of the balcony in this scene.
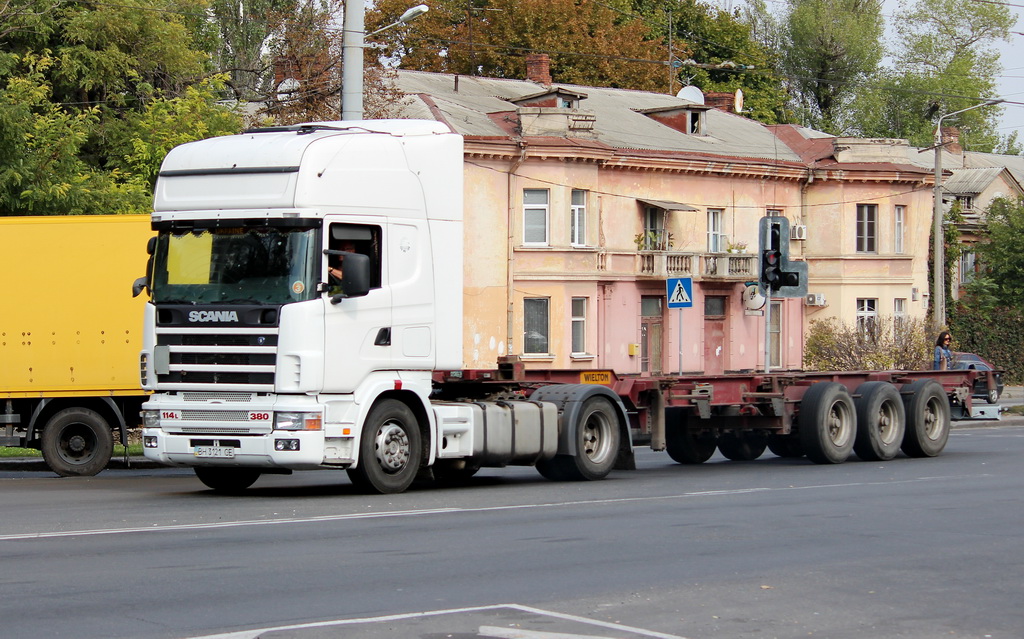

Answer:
[637,251,757,281]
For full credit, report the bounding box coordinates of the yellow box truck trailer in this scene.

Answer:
[1,215,151,475]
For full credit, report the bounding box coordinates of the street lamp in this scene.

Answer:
[931,98,1003,328]
[341,2,428,121]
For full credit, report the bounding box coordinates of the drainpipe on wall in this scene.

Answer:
[507,140,528,357]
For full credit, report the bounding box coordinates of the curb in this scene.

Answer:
[0,457,168,473]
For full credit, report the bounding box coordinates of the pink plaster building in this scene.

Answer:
[391,62,936,375]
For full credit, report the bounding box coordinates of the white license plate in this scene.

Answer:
[194,446,235,459]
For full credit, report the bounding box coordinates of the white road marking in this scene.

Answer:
[187,603,689,639]
[0,473,991,542]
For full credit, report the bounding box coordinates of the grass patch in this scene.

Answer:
[1004,404,1024,416]
[0,444,144,458]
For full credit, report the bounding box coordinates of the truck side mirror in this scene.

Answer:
[329,253,371,304]
[132,276,148,298]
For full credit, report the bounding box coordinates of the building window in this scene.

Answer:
[642,207,669,250]
[570,190,587,247]
[960,251,976,284]
[707,208,724,253]
[957,195,975,213]
[894,205,905,254]
[523,189,549,246]
[523,298,549,354]
[856,204,877,253]
[894,298,907,331]
[704,295,726,316]
[856,298,878,337]
[688,110,703,134]
[571,297,587,355]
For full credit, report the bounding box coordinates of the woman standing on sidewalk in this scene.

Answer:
[934,331,953,370]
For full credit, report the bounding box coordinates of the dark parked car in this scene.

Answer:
[952,352,1004,404]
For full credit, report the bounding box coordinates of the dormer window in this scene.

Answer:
[638,105,711,135]
[513,87,587,109]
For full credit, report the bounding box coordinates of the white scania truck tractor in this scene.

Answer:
[139,120,631,493]
[139,120,987,493]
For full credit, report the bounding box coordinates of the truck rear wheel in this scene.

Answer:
[767,434,803,458]
[900,379,950,458]
[347,399,422,494]
[41,408,113,477]
[194,467,261,493]
[799,382,856,464]
[853,382,905,461]
[536,396,620,481]
[665,423,717,464]
[717,431,767,461]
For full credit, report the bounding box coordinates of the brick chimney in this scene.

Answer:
[704,92,736,113]
[941,126,962,155]
[526,54,552,86]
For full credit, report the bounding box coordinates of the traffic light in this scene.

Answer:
[758,216,807,297]
[761,222,782,289]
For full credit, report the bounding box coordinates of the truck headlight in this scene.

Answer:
[142,410,160,428]
[274,412,322,431]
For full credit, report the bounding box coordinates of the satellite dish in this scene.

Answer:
[734,88,744,113]
[743,284,766,310]
[676,85,705,105]
[276,77,300,102]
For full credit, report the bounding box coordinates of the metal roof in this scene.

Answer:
[943,167,1005,195]
[394,70,803,163]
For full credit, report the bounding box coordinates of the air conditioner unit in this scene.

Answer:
[791,224,808,240]
[806,293,826,306]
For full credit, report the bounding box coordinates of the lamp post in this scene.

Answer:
[341,1,428,120]
[931,98,1003,328]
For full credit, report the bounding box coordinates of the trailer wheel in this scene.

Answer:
[40,408,114,477]
[853,382,905,461]
[347,399,422,494]
[799,382,856,464]
[767,434,804,458]
[665,424,717,464]
[194,467,261,493]
[900,379,950,458]
[717,431,767,461]
[536,396,620,481]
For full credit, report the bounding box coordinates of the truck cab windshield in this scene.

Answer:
[150,226,320,305]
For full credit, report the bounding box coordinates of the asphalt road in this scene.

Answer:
[2,422,1023,639]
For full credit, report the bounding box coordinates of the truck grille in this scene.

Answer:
[155,329,278,391]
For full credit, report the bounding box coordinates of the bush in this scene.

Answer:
[804,315,932,371]
[949,303,1024,384]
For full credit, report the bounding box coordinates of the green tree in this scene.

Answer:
[852,0,1011,150]
[780,0,884,133]
[0,53,150,215]
[0,0,244,215]
[964,197,1024,310]
[636,0,789,124]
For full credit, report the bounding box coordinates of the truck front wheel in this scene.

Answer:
[194,467,261,493]
[347,399,422,494]
[41,408,114,477]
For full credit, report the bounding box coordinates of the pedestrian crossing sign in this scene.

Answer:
[666,277,693,308]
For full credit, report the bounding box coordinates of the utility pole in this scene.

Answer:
[930,99,1003,328]
[341,1,428,120]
